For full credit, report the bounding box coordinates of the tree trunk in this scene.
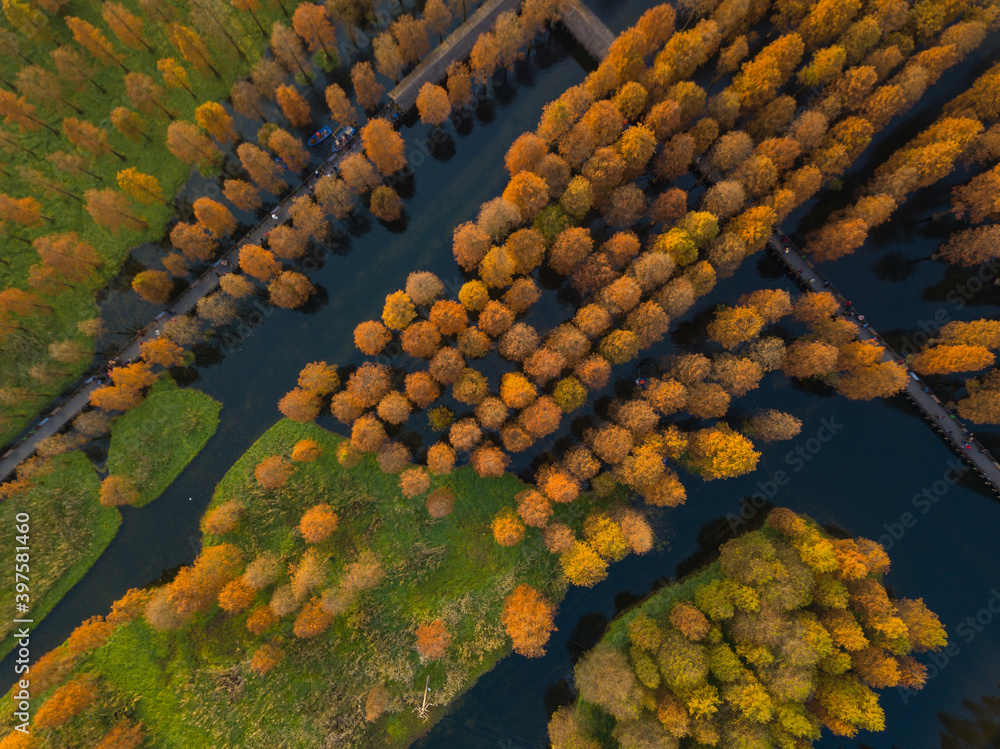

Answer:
[141,185,169,205]
[0,134,38,158]
[152,97,175,120]
[247,8,267,36]
[0,228,32,245]
[30,115,60,137]
[284,42,312,82]
[39,180,85,203]
[59,96,85,115]
[219,25,247,60]
[85,73,108,94]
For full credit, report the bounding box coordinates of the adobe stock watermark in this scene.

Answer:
[727,416,845,532]
[898,586,1000,706]
[876,458,969,551]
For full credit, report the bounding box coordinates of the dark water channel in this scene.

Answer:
[6,4,1000,749]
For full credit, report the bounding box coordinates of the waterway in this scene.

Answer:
[5,3,1000,749]
[0,21,591,688]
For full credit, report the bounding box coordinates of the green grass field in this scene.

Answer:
[0,451,120,660]
[0,0,303,445]
[3,420,615,747]
[106,377,221,506]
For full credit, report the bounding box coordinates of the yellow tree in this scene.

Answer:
[707,305,765,349]
[237,142,286,193]
[166,120,221,171]
[416,82,451,126]
[124,72,174,119]
[193,197,236,238]
[63,117,125,161]
[799,0,861,48]
[351,62,384,111]
[223,179,261,212]
[110,107,146,142]
[103,1,153,52]
[501,584,556,657]
[132,270,173,303]
[66,16,127,72]
[362,119,407,175]
[270,128,309,171]
[276,84,312,127]
[195,102,237,143]
[374,33,405,82]
[798,46,846,87]
[84,189,147,233]
[157,58,194,96]
[687,426,760,480]
[169,23,220,77]
[117,167,165,205]
[324,84,357,128]
[911,345,995,375]
[730,33,804,109]
[447,60,473,108]
[807,218,869,262]
[393,15,430,66]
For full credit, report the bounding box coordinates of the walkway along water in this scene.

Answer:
[687,150,1000,494]
[0,0,618,483]
[0,134,362,482]
[557,0,616,60]
[770,234,1000,493]
[387,0,524,110]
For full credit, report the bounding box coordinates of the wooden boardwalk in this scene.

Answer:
[388,0,523,111]
[690,157,1000,493]
[772,237,1000,493]
[558,0,615,60]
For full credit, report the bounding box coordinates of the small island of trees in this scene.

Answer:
[551,508,947,749]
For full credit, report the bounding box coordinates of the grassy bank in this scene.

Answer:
[6,420,608,747]
[0,451,120,660]
[107,378,221,507]
[0,0,305,446]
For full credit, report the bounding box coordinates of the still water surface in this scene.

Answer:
[7,4,1000,748]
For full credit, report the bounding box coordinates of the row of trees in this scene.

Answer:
[803,55,1000,264]
[0,0,496,443]
[550,508,947,748]
[1,0,990,743]
[909,320,1000,423]
[0,0,312,439]
[259,0,992,578]
[0,0,574,506]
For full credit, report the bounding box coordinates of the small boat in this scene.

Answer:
[274,156,287,169]
[330,125,355,153]
[308,126,332,147]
